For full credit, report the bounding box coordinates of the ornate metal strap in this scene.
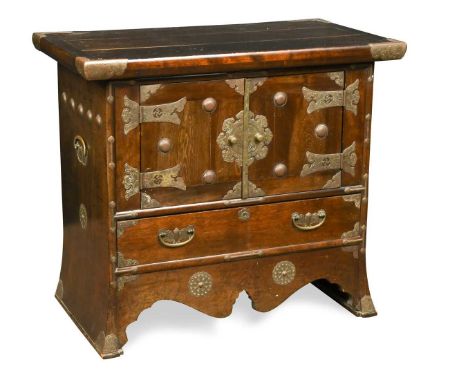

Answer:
[302,79,360,115]
[291,210,326,231]
[122,95,187,134]
[300,141,357,177]
[158,225,195,248]
[123,163,186,200]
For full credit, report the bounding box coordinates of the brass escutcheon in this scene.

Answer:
[238,208,250,221]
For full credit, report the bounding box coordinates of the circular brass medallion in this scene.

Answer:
[188,271,213,297]
[79,203,87,230]
[272,260,296,285]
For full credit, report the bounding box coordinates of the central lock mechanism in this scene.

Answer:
[216,110,272,167]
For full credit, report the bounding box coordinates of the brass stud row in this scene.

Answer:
[61,91,102,126]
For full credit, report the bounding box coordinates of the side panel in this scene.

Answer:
[57,65,113,352]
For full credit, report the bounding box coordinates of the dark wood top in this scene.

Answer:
[33,19,406,81]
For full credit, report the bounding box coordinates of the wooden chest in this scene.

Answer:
[33,19,406,358]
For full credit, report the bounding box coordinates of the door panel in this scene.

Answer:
[140,79,243,208]
[248,72,345,196]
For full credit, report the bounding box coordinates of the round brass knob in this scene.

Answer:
[274,163,287,177]
[274,91,288,107]
[228,135,238,145]
[254,133,264,142]
[314,123,329,139]
[158,138,172,153]
[202,97,217,112]
[202,170,216,184]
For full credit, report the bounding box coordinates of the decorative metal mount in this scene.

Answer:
[188,271,213,297]
[225,78,266,95]
[123,163,186,200]
[223,181,265,200]
[291,210,326,231]
[323,172,341,189]
[140,84,162,102]
[117,252,139,268]
[95,332,122,357]
[141,192,161,209]
[121,95,187,134]
[327,71,344,87]
[343,194,361,208]
[272,260,296,285]
[342,222,360,241]
[158,225,195,248]
[116,220,137,238]
[217,110,272,167]
[302,79,360,115]
[117,275,138,292]
[300,141,357,177]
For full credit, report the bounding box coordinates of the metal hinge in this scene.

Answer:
[123,163,186,200]
[301,141,357,177]
[302,79,360,115]
[121,96,187,134]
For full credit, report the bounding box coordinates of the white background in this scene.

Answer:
[1,1,467,380]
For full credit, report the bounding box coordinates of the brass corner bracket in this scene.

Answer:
[369,40,407,61]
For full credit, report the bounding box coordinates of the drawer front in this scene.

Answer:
[116,195,361,266]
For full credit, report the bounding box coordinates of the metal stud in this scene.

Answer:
[96,114,102,126]
[87,109,93,121]
[202,97,217,112]
[228,135,238,145]
[273,91,288,107]
[61,92,67,102]
[254,133,264,143]
[202,170,216,184]
[314,123,329,139]
[274,163,287,177]
[158,138,172,153]
[79,203,87,230]
[78,103,84,115]
[70,98,75,110]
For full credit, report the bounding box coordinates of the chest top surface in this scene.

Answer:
[33,19,406,80]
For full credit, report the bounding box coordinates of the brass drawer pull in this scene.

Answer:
[158,225,195,247]
[291,210,326,231]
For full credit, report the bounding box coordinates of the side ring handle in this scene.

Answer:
[291,210,326,231]
[73,135,88,166]
[158,225,195,248]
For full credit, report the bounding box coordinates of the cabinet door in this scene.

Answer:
[138,79,243,208]
[247,71,357,196]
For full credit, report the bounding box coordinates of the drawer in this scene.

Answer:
[116,195,362,266]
